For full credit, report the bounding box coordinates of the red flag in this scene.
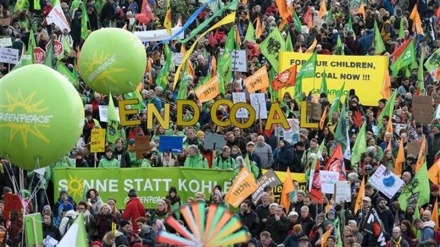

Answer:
[310,159,323,204]
[304,7,313,29]
[272,65,297,90]
[208,31,216,47]
[436,6,440,17]
[324,144,346,181]
[391,39,410,62]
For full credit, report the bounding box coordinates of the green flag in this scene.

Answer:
[260,27,286,71]
[418,46,426,93]
[226,27,235,50]
[399,17,405,39]
[286,32,294,52]
[334,103,348,150]
[81,2,89,40]
[398,160,430,212]
[347,15,353,31]
[377,90,397,130]
[57,214,89,246]
[326,5,333,24]
[43,40,55,68]
[294,52,317,99]
[13,0,29,13]
[390,41,415,76]
[155,44,172,89]
[61,35,72,56]
[107,93,120,143]
[57,61,78,87]
[320,69,328,95]
[123,91,145,111]
[217,50,232,96]
[351,122,366,167]
[373,20,385,55]
[269,68,278,103]
[244,20,256,43]
[336,34,345,55]
[293,12,301,32]
[15,29,36,69]
[328,81,345,121]
[177,63,189,100]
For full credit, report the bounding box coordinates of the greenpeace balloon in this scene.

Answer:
[79,28,147,95]
[0,64,84,170]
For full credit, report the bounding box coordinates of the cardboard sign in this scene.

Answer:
[306,102,322,121]
[203,132,226,151]
[406,136,427,156]
[135,136,150,159]
[0,47,19,64]
[250,93,268,119]
[33,47,45,64]
[368,164,404,199]
[98,105,120,122]
[90,129,105,153]
[320,171,339,194]
[0,37,12,47]
[0,18,10,27]
[334,181,351,202]
[413,96,433,124]
[159,136,183,153]
[252,169,282,205]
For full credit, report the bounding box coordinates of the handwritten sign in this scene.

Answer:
[0,47,19,64]
[250,93,268,119]
[283,119,300,144]
[98,105,120,122]
[320,171,339,194]
[90,129,105,153]
[220,49,247,72]
[334,181,351,202]
[368,164,404,199]
[135,136,150,159]
[232,92,248,118]
[172,52,183,65]
[413,96,433,124]
[0,37,12,47]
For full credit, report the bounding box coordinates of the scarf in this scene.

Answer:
[392,237,402,247]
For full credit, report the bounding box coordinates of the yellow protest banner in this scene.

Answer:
[279,52,388,106]
[225,166,258,207]
[90,129,105,153]
[244,65,269,93]
[195,75,220,103]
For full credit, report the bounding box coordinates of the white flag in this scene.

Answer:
[46,3,71,32]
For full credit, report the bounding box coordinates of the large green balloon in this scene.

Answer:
[79,28,147,95]
[0,64,84,170]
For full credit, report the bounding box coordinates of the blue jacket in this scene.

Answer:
[358,30,374,55]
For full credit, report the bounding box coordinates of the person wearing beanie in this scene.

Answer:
[165,186,181,220]
[283,224,305,247]
[375,196,394,235]
[115,220,132,246]
[91,241,103,247]
[122,189,146,232]
[248,237,262,247]
[53,190,75,227]
[59,202,78,235]
[425,184,440,210]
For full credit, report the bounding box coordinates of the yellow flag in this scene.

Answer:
[173,12,236,89]
[410,4,424,35]
[319,0,327,17]
[357,2,365,19]
[414,137,426,172]
[432,198,439,227]
[243,65,269,93]
[164,0,172,35]
[195,75,220,103]
[306,38,317,53]
[428,159,440,185]
[255,17,263,39]
[321,228,332,247]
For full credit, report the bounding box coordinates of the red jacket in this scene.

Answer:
[122,197,146,232]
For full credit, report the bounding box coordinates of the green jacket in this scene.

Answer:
[212,156,236,170]
[128,150,141,167]
[184,153,208,169]
[235,161,259,179]
[98,158,119,168]
[140,159,152,168]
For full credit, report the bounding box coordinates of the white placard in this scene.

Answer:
[232,92,248,118]
[394,124,407,135]
[334,181,351,202]
[435,105,440,119]
[231,50,247,72]
[320,171,339,194]
[98,105,120,122]
[0,47,19,64]
[250,93,268,119]
[0,37,12,47]
[283,119,300,145]
[172,52,183,65]
[368,164,404,199]
[46,3,71,32]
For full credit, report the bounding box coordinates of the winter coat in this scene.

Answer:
[42,222,62,241]
[275,140,295,171]
[96,212,118,240]
[265,215,290,244]
[122,197,146,233]
[239,210,260,238]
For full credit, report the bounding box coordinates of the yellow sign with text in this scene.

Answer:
[90,129,105,153]
[279,52,388,106]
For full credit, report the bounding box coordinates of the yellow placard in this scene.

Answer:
[279,52,389,106]
[90,129,105,153]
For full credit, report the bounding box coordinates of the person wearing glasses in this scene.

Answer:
[388,227,410,247]
[76,201,96,241]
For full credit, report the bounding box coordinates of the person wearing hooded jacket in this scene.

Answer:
[274,140,295,172]
[122,189,146,233]
[165,187,181,220]
[59,203,78,236]
[42,213,61,242]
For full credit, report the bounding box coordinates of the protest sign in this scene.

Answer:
[334,181,351,202]
[306,102,322,121]
[250,93,268,119]
[394,124,407,136]
[24,213,43,247]
[135,136,150,159]
[203,132,226,151]
[46,3,71,32]
[231,50,247,72]
[172,52,183,65]
[0,37,12,47]
[232,92,248,118]
[283,119,300,144]
[159,136,183,153]
[368,164,404,199]
[54,168,233,209]
[252,169,282,205]
[279,52,388,106]
[407,136,427,156]
[134,27,184,42]
[98,105,120,122]
[435,105,440,119]
[33,47,45,64]
[90,129,105,153]
[0,47,19,64]
[413,96,433,124]
[320,171,339,194]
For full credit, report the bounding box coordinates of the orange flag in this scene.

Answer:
[224,166,257,208]
[410,4,424,35]
[395,140,405,175]
[325,203,332,214]
[305,38,318,53]
[319,105,328,130]
[195,76,220,103]
[242,0,247,5]
[355,177,365,214]
[386,120,393,136]
[386,140,392,151]
[414,137,426,172]
[280,168,295,213]
[243,65,269,93]
[211,56,217,76]
[321,228,333,247]
[275,0,289,21]
[429,159,440,185]
[319,0,327,17]
[272,65,297,90]
[357,2,365,19]
[382,69,391,99]
[433,198,439,228]
[255,17,263,39]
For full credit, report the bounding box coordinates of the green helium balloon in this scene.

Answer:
[0,64,85,170]
[80,28,147,95]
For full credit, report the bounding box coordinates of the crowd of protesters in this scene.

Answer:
[1,0,440,246]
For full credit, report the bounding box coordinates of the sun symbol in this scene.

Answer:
[0,89,50,148]
[84,50,125,87]
[67,174,84,199]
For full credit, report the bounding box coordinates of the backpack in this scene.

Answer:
[65,215,77,232]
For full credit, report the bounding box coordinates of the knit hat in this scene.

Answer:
[128,139,135,146]
[91,241,103,247]
[328,209,336,217]
[128,189,137,197]
[293,224,302,234]
[63,203,74,211]
[196,131,204,138]
[376,197,386,204]
[119,219,131,228]
[431,184,439,192]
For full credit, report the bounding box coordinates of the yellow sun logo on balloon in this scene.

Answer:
[0,89,50,148]
[84,50,125,86]
[67,174,84,199]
